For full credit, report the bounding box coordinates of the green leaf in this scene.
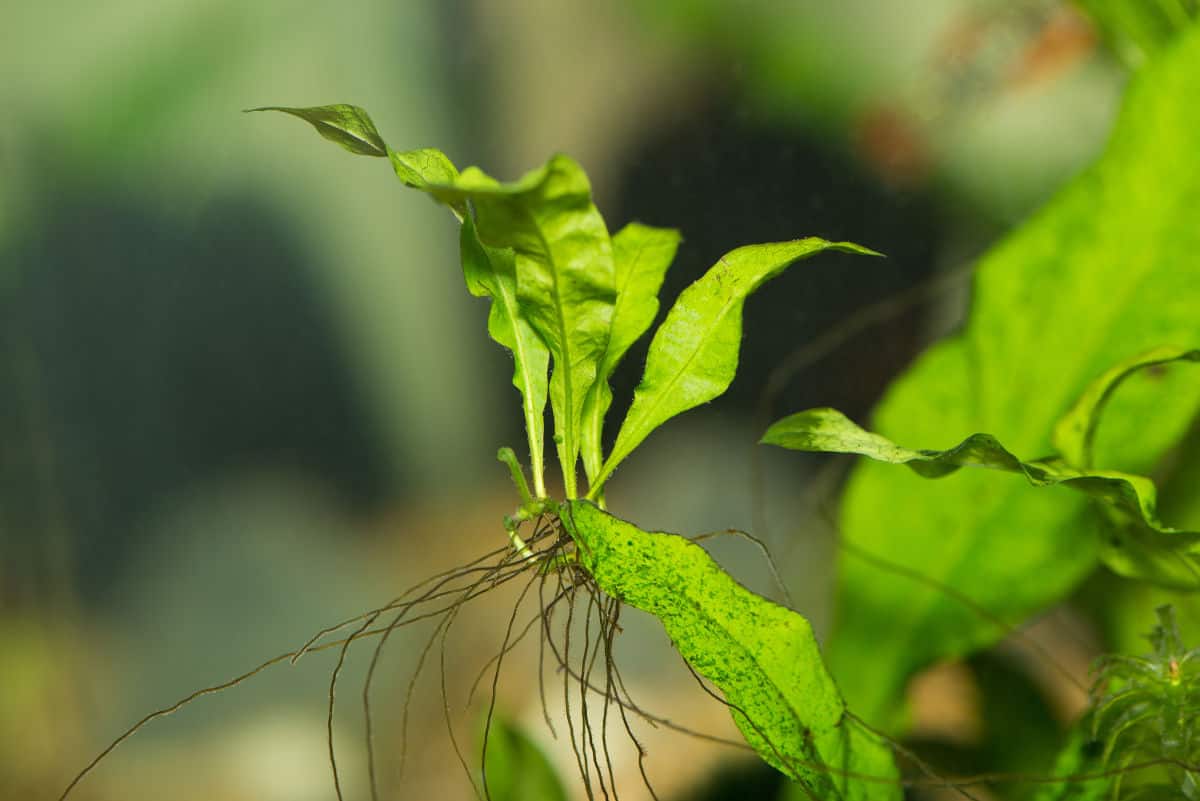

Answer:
[580,222,681,484]
[561,499,900,801]
[1052,346,1200,469]
[1030,723,1110,801]
[461,216,551,497]
[762,407,1200,587]
[423,158,618,497]
[592,239,880,494]
[246,104,388,157]
[822,24,1200,727]
[481,715,568,801]
[387,147,467,218]
[1075,0,1197,67]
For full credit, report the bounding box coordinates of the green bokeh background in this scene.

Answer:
[4,2,1188,800]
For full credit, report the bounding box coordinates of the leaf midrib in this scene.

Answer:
[602,260,741,482]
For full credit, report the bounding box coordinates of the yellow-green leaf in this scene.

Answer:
[593,239,879,494]
[246,104,388,157]
[561,499,900,800]
[580,222,680,484]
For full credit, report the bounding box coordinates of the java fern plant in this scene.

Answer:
[57,96,1200,801]
[57,103,904,801]
[247,104,901,800]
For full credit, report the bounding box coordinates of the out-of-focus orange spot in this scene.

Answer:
[1006,8,1097,91]
[854,105,930,187]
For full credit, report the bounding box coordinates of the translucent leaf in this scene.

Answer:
[246,104,388,157]
[580,222,681,484]
[593,239,879,493]
[481,716,568,801]
[561,499,900,800]
[821,25,1200,725]
[460,216,551,497]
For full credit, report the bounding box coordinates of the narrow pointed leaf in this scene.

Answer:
[763,407,1200,587]
[580,222,681,482]
[422,157,617,497]
[594,239,880,491]
[561,500,900,800]
[1052,346,1200,469]
[247,104,388,157]
[460,216,550,495]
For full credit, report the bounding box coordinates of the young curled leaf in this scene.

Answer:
[1052,346,1200,469]
[560,499,900,800]
[246,104,388,157]
[762,407,1200,588]
[592,239,881,494]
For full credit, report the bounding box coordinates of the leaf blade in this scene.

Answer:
[460,216,551,496]
[594,239,880,492]
[562,499,900,800]
[763,407,1200,587]
[428,157,618,497]
[580,222,681,483]
[246,104,388,157]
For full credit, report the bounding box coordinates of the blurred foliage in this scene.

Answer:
[628,0,1123,221]
[828,18,1200,728]
[1076,0,1199,66]
[6,2,1200,801]
[481,717,567,801]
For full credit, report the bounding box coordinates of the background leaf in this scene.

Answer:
[580,222,680,483]
[562,499,900,801]
[481,715,568,801]
[593,238,879,493]
[1030,723,1110,801]
[825,24,1200,727]
[1075,0,1198,67]
[246,104,389,157]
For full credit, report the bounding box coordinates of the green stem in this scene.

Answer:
[498,446,535,507]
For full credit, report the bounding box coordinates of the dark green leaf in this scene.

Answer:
[580,222,681,483]
[561,499,900,800]
[246,104,388,157]
[460,216,551,496]
[481,716,568,801]
[592,239,880,493]
[822,25,1200,726]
